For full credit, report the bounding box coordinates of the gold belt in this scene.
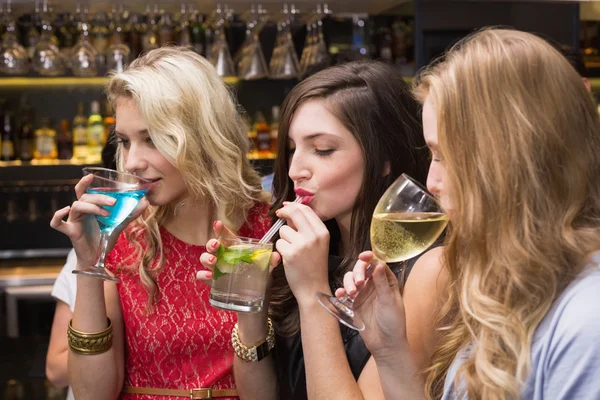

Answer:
[123,386,238,399]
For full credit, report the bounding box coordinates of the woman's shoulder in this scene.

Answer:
[238,202,271,239]
[542,264,600,341]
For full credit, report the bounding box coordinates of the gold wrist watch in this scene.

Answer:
[231,317,275,362]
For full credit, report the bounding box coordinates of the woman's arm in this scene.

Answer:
[336,248,448,400]
[233,312,279,400]
[275,202,373,400]
[197,227,280,400]
[68,272,125,400]
[299,295,378,400]
[375,247,448,400]
[46,301,73,388]
[403,246,448,371]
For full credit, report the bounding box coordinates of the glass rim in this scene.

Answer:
[400,173,444,209]
[82,167,154,184]
[218,235,273,246]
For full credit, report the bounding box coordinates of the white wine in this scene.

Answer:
[370,212,448,263]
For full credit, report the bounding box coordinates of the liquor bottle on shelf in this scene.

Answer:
[158,10,174,47]
[1,111,16,161]
[56,119,73,160]
[18,106,34,162]
[204,13,214,60]
[110,6,131,50]
[175,3,191,47]
[72,102,88,162]
[57,12,78,50]
[87,100,104,164]
[254,110,273,159]
[141,4,159,53]
[34,117,57,160]
[92,12,110,67]
[244,113,258,158]
[189,10,206,56]
[25,18,41,59]
[128,12,144,58]
[270,105,280,155]
[103,100,115,143]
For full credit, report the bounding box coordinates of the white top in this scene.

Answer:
[442,253,600,400]
[51,249,77,312]
[50,248,77,400]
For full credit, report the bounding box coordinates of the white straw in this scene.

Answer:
[259,196,304,244]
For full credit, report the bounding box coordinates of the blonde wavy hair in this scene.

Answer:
[106,46,269,305]
[414,28,600,399]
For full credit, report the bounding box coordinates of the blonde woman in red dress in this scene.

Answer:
[50,47,271,399]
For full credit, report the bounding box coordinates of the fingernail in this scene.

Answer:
[282,201,290,206]
[108,198,116,205]
[213,221,218,228]
[209,255,216,263]
[206,272,213,279]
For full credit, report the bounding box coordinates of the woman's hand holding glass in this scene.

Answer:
[335,251,409,359]
[50,174,149,271]
[197,221,280,343]
[196,220,281,286]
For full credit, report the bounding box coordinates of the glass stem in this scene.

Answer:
[94,230,111,269]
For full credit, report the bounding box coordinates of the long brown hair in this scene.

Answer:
[414,28,600,399]
[270,60,427,336]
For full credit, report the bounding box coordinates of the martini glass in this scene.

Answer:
[72,167,153,282]
[315,174,448,330]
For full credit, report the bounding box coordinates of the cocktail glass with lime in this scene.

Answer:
[209,236,273,313]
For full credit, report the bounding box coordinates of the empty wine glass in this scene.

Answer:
[0,0,28,75]
[70,7,98,77]
[106,9,130,73]
[32,0,65,76]
[315,174,448,331]
[269,3,299,79]
[299,3,330,77]
[237,4,269,80]
[209,4,235,78]
[72,167,154,282]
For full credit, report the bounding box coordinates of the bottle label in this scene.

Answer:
[87,124,105,146]
[257,132,271,151]
[36,135,56,157]
[1,140,14,159]
[73,145,88,161]
[73,126,87,146]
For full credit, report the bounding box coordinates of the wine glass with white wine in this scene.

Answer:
[315,173,448,331]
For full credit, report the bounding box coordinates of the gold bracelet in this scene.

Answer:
[68,318,113,355]
[231,317,275,362]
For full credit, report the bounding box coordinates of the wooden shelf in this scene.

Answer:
[0,75,241,88]
[0,159,96,167]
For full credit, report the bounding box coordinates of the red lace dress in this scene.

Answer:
[106,203,271,400]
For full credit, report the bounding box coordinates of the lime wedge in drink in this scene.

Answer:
[250,248,271,271]
[213,244,255,279]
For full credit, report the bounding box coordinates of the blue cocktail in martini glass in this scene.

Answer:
[73,167,154,282]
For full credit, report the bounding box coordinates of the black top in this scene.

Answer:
[272,250,430,400]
